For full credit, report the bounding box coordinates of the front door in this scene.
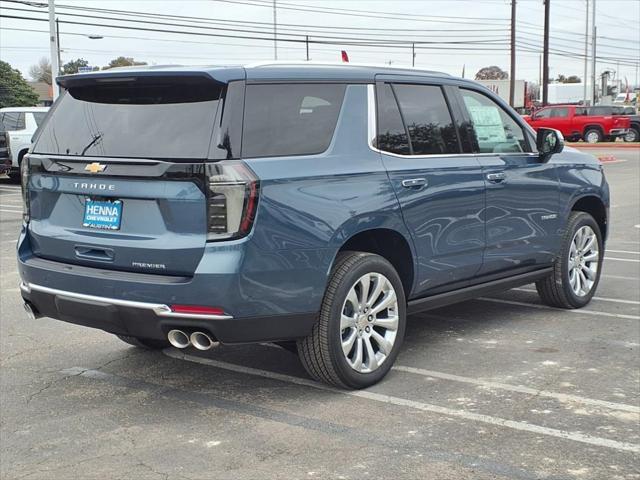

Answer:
[455,87,561,276]
[372,81,485,297]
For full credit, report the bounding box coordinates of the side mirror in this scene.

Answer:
[536,127,564,162]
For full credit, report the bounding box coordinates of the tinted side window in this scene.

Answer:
[393,84,460,155]
[460,89,528,154]
[242,83,346,158]
[534,108,551,119]
[575,107,588,116]
[0,112,25,130]
[375,83,410,155]
[550,107,569,118]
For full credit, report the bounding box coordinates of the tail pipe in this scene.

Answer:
[167,329,191,349]
[190,331,220,351]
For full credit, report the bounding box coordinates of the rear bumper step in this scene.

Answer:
[20,282,233,320]
[20,282,318,344]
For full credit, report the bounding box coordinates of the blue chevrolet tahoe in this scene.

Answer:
[18,63,609,388]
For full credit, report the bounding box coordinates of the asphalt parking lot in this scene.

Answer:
[1,147,638,480]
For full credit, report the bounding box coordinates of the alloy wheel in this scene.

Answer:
[568,225,599,297]
[339,272,399,373]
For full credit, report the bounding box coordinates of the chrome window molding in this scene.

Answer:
[20,282,233,320]
[366,84,538,160]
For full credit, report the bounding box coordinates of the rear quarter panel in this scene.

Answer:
[242,84,414,315]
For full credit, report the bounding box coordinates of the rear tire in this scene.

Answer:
[624,126,639,143]
[536,211,603,309]
[583,128,603,144]
[116,334,170,350]
[297,251,406,389]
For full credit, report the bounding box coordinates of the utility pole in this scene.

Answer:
[412,43,415,67]
[48,0,59,100]
[583,0,589,104]
[272,0,278,61]
[56,17,61,75]
[509,0,516,107]
[591,0,596,104]
[542,0,550,105]
[305,35,309,61]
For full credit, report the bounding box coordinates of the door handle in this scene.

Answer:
[486,172,506,183]
[402,178,428,188]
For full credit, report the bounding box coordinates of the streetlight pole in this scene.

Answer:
[48,0,59,100]
[591,0,597,104]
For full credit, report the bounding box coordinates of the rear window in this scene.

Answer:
[32,79,222,159]
[242,83,346,158]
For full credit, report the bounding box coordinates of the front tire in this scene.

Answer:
[297,252,406,389]
[536,212,603,309]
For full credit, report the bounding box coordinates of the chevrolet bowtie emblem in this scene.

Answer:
[84,162,106,174]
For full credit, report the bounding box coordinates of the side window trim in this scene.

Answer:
[458,86,534,154]
[374,81,463,158]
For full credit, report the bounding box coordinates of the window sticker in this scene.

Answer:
[467,105,507,143]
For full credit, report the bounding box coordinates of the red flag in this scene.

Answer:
[341,50,349,63]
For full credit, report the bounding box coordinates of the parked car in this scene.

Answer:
[19,64,609,389]
[0,120,9,175]
[523,104,630,143]
[586,105,640,143]
[0,107,49,181]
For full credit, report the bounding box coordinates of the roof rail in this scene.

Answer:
[244,60,449,76]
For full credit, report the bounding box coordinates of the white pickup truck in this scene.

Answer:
[0,107,49,181]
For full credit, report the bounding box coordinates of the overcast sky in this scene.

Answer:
[1,0,638,87]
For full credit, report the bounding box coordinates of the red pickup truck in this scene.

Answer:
[523,105,630,143]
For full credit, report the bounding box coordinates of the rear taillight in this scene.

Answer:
[21,154,30,223]
[206,161,259,241]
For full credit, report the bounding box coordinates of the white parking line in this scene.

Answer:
[602,274,640,281]
[0,209,22,214]
[513,288,640,305]
[160,352,640,453]
[607,249,640,255]
[606,257,640,263]
[478,297,640,320]
[393,365,640,413]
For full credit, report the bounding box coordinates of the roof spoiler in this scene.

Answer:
[57,68,245,90]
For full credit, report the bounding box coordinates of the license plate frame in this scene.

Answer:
[83,198,123,230]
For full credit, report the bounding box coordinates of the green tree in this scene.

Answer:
[0,61,39,108]
[62,58,97,75]
[103,57,147,70]
[475,65,509,80]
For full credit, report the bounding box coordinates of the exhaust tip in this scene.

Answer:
[167,329,190,349]
[190,331,219,351]
[23,301,41,320]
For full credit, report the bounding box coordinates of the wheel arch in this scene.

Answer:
[583,124,604,136]
[571,195,608,240]
[332,227,416,299]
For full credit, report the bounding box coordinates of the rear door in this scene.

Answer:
[374,78,485,296]
[26,74,238,276]
[455,87,560,276]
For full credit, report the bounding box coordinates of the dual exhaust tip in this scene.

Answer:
[167,329,219,351]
